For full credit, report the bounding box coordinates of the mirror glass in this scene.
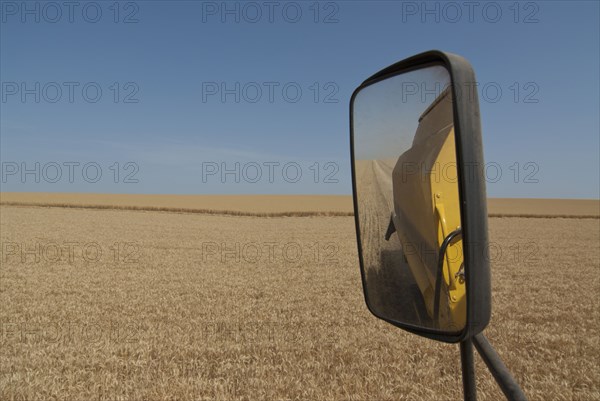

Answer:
[352,65,465,333]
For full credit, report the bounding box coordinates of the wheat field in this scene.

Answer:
[0,199,599,400]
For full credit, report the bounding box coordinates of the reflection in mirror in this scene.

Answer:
[353,65,465,333]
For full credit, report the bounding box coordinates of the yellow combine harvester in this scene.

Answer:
[385,88,466,330]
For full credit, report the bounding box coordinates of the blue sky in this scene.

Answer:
[1,1,598,198]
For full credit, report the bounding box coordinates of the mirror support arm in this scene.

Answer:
[472,334,528,401]
[460,334,528,401]
[460,338,478,401]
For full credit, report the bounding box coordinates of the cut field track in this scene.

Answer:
[0,201,354,217]
[1,200,598,219]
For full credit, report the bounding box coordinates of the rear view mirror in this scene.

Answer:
[350,51,491,343]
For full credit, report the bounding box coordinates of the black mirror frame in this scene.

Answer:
[349,50,491,343]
